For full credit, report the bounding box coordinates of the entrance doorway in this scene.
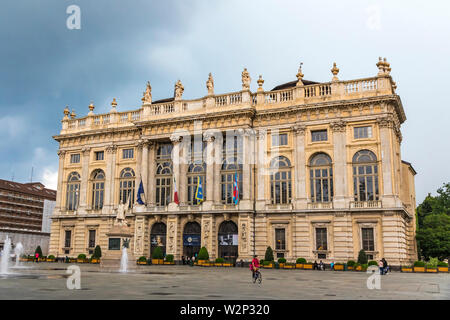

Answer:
[183,222,201,258]
[150,222,166,256]
[218,221,238,262]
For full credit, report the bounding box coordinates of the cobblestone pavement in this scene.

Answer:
[0,262,448,299]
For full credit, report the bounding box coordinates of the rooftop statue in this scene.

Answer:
[206,73,214,95]
[174,80,184,99]
[142,81,152,104]
[241,68,251,90]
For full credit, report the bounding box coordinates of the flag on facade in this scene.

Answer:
[125,191,131,209]
[136,179,145,205]
[195,177,204,203]
[173,175,179,205]
[232,172,239,205]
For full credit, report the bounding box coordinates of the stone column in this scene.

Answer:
[293,125,307,209]
[238,214,250,260]
[55,150,66,211]
[147,142,156,207]
[166,215,180,259]
[331,120,348,209]
[201,214,213,256]
[204,133,215,210]
[133,216,147,257]
[78,147,91,213]
[169,135,182,211]
[378,116,396,207]
[103,144,117,214]
[255,129,267,210]
[213,132,223,205]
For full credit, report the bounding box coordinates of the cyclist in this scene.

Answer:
[250,255,260,280]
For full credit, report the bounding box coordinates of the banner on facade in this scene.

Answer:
[218,234,238,246]
[151,235,166,247]
[183,234,201,246]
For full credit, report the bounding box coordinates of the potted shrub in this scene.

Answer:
[354,263,362,271]
[91,245,101,263]
[151,247,164,265]
[296,258,306,269]
[262,260,273,269]
[35,246,43,261]
[197,247,209,266]
[278,257,286,268]
[215,257,224,267]
[137,256,148,265]
[438,261,449,273]
[46,255,56,262]
[401,265,413,272]
[164,254,175,265]
[357,249,368,265]
[222,260,233,267]
[426,258,438,273]
[347,260,356,270]
[77,254,87,263]
[368,260,378,268]
[334,262,345,271]
[303,261,314,270]
[413,261,426,272]
[361,264,368,271]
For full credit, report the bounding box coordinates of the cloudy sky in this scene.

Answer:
[1,0,449,203]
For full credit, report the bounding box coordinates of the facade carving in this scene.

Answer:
[49,59,417,266]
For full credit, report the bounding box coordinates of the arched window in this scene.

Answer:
[218,221,238,261]
[66,172,80,211]
[270,156,292,204]
[156,144,173,206]
[187,162,206,205]
[150,222,166,256]
[221,157,243,204]
[119,168,135,208]
[352,150,379,201]
[309,153,333,203]
[91,169,105,210]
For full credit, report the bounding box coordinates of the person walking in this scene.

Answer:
[35,252,39,263]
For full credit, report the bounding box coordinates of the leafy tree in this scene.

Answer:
[151,246,164,259]
[197,247,209,260]
[357,249,368,264]
[35,246,42,257]
[264,246,274,262]
[416,214,450,260]
[93,245,102,259]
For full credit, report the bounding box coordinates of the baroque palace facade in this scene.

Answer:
[49,58,417,266]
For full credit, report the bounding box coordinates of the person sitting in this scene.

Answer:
[319,260,324,270]
[378,260,384,275]
[330,261,334,270]
[313,260,318,270]
[382,258,389,274]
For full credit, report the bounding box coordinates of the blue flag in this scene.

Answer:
[195,177,204,203]
[137,179,145,205]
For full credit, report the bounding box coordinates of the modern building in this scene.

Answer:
[49,58,417,266]
[0,179,56,254]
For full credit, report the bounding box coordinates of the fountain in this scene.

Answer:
[119,246,128,273]
[0,236,12,274]
[14,242,23,268]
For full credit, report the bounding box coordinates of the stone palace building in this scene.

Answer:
[49,58,417,266]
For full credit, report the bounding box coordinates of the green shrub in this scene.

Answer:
[278,258,286,263]
[77,254,87,260]
[296,258,307,264]
[354,263,361,268]
[197,247,209,260]
[347,260,356,267]
[93,245,102,259]
[438,261,448,267]
[335,262,344,265]
[427,257,439,268]
[215,258,225,263]
[165,254,174,262]
[151,246,164,259]
[368,260,378,266]
[357,249,368,264]
[414,261,425,267]
[47,255,55,259]
[35,246,43,257]
[263,260,272,266]
[264,246,274,262]
[138,256,147,262]
[361,264,368,270]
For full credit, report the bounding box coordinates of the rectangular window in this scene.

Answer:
[316,228,327,250]
[311,130,328,142]
[122,148,134,159]
[354,126,372,139]
[272,133,288,146]
[70,154,80,164]
[275,228,286,250]
[88,230,96,248]
[95,151,104,161]
[362,228,375,251]
[108,238,121,250]
[64,230,72,248]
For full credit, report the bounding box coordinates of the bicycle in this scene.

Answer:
[252,269,262,284]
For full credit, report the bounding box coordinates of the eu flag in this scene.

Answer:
[137,179,145,205]
[195,177,204,203]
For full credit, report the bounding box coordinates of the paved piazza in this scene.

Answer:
[0,262,448,299]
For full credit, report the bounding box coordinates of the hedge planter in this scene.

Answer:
[163,261,175,265]
[46,258,56,262]
[355,265,367,271]
[401,267,413,272]
[152,259,164,265]
[334,264,345,271]
[303,263,314,270]
[426,267,438,273]
[137,261,147,265]
[263,263,274,269]
[279,263,285,269]
[215,263,223,267]
[347,266,354,270]
[283,264,295,269]
[438,266,449,273]
[295,264,303,269]
[413,266,425,273]
[91,258,100,264]
[222,262,233,267]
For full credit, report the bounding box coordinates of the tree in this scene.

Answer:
[264,246,274,262]
[151,246,164,259]
[93,245,102,259]
[357,249,368,264]
[35,246,43,257]
[197,247,209,260]
[416,214,450,261]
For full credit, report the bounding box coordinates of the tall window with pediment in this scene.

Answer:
[119,168,135,208]
[66,172,80,211]
[187,162,206,205]
[352,150,379,201]
[270,156,292,204]
[309,153,333,203]
[91,169,105,210]
[156,143,173,206]
[221,157,243,204]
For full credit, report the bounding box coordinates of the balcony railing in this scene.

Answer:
[350,200,382,209]
[307,202,333,209]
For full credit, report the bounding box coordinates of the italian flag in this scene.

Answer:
[173,175,179,205]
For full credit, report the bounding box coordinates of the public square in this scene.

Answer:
[0,262,448,300]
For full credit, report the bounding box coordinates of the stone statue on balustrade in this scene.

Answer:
[241,68,251,90]
[174,80,184,100]
[142,81,152,104]
[206,73,214,95]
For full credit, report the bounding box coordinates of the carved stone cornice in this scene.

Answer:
[81,147,91,156]
[135,139,144,149]
[377,116,394,129]
[330,119,347,132]
[292,124,306,136]
[105,144,117,154]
